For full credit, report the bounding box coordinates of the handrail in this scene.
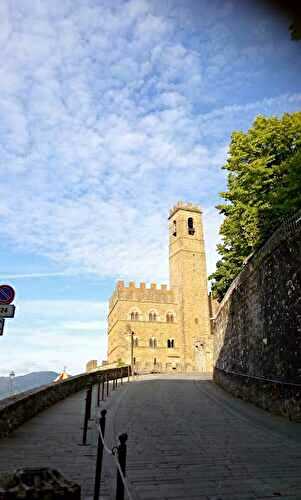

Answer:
[215,367,301,387]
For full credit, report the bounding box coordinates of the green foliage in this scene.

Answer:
[210,111,301,302]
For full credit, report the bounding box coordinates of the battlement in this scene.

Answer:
[116,281,169,291]
[168,201,202,219]
[109,281,175,309]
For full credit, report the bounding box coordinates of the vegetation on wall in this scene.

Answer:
[210,111,301,301]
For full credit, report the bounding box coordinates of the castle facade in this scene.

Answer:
[107,202,213,372]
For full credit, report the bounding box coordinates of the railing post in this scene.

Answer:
[93,409,107,500]
[115,433,128,500]
[106,373,109,397]
[115,373,118,389]
[87,384,92,421]
[97,379,101,407]
[127,366,130,383]
[101,375,105,401]
[82,386,92,445]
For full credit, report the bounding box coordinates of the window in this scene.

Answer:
[131,311,139,321]
[134,337,139,348]
[149,311,157,321]
[173,220,177,236]
[167,339,175,348]
[166,313,174,323]
[149,338,157,348]
[188,217,195,235]
[154,358,157,365]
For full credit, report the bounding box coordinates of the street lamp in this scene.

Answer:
[9,370,15,395]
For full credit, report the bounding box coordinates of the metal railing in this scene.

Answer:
[79,366,134,500]
[215,367,301,387]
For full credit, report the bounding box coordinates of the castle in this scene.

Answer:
[107,202,214,372]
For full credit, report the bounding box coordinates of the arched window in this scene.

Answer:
[153,338,157,348]
[149,311,157,321]
[173,220,177,236]
[130,311,139,321]
[167,339,175,348]
[149,338,153,348]
[134,337,139,348]
[188,217,195,235]
[166,313,174,323]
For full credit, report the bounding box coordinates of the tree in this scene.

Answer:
[210,111,301,301]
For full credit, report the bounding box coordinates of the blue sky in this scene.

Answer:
[0,0,300,376]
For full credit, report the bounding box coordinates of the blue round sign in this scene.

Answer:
[0,284,15,304]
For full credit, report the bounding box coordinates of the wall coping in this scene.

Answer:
[0,366,129,439]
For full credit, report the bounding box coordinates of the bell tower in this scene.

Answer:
[169,202,212,371]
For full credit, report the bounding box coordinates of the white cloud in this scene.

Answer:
[0,300,108,376]
[0,0,300,288]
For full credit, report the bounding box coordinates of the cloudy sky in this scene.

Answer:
[0,0,300,376]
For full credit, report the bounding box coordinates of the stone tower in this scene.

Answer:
[169,202,212,371]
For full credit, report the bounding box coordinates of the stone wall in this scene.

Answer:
[213,211,301,421]
[0,366,129,439]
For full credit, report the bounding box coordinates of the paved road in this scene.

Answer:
[0,374,301,500]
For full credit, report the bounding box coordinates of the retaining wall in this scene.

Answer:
[213,211,301,421]
[0,366,129,438]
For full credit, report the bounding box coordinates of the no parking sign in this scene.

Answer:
[0,284,16,335]
[0,284,15,304]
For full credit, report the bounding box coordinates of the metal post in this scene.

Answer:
[101,376,105,401]
[87,384,92,421]
[131,331,134,379]
[97,379,101,407]
[93,409,107,500]
[127,365,130,383]
[106,373,109,397]
[115,433,128,500]
[82,387,91,445]
[116,373,118,389]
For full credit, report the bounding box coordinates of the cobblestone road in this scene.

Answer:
[0,374,301,500]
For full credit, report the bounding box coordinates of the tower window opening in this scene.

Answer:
[149,338,153,348]
[149,337,157,348]
[130,312,135,320]
[149,312,157,321]
[134,337,139,348]
[131,311,139,321]
[188,217,195,235]
[167,339,175,348]
[173,220,177,236]
[154,357,157,365]
[135,312,139,321]
[166,313,174,323]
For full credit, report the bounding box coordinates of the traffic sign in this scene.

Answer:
[0,319,4,336]
[0,304,15,318]
[0,284,15,304]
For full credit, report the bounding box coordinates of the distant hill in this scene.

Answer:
[0,371,59,399]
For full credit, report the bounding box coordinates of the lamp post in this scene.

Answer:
[9,370,15,395]
[131,330,134,378]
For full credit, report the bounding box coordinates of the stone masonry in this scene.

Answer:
[107,202,212,373]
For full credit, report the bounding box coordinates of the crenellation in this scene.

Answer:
[169,201,202,219]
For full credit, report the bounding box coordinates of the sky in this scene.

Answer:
[0,0,300,376]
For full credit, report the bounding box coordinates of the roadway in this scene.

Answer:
[0,374,300,499]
